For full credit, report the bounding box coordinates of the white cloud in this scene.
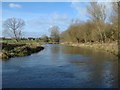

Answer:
[71,2,88,21]
[52,12,68,21]
[71,2,86,15]
[27,12,69,27]
[3,9,70,37]
[9,3,22,8]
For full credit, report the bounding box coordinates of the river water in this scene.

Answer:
[2,44,118,88]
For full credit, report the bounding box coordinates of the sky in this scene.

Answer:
[1,1,113,38]
[2,2,90,38]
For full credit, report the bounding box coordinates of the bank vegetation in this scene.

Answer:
[60,2,118,56]
[0,42,44,60]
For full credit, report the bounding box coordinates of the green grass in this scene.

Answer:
[0,39,44,44]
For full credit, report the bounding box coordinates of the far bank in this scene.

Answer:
[60,42,118,57]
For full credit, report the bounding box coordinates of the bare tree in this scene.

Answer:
[3,17,25,42]
[60,2,118,44]
[41,35,49,42]
[49,26,60,42]
[108,2,118,42]
[87,2,107,43]
[111,2,118,28]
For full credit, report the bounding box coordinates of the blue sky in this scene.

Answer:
[2,2,89,38]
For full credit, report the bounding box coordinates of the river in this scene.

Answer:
[2,44,118,88]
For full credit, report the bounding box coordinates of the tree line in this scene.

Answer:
[3,2,118,44]
[60,2,118,43]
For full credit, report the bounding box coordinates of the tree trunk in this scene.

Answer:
[103,28,107,43]
[97,26,104,43]
[76,37,79,43]
[15,38,19,42]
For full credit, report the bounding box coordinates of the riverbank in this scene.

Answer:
[60,42,118,57]
[0,42,44,60]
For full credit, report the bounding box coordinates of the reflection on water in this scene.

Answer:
[2,44,118,88]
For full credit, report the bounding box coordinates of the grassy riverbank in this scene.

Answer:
[0,42,44,60]
[60,42,118,57]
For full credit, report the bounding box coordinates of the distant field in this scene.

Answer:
[0,39,44,44]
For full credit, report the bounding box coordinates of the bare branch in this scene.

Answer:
[3,17,25,42]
